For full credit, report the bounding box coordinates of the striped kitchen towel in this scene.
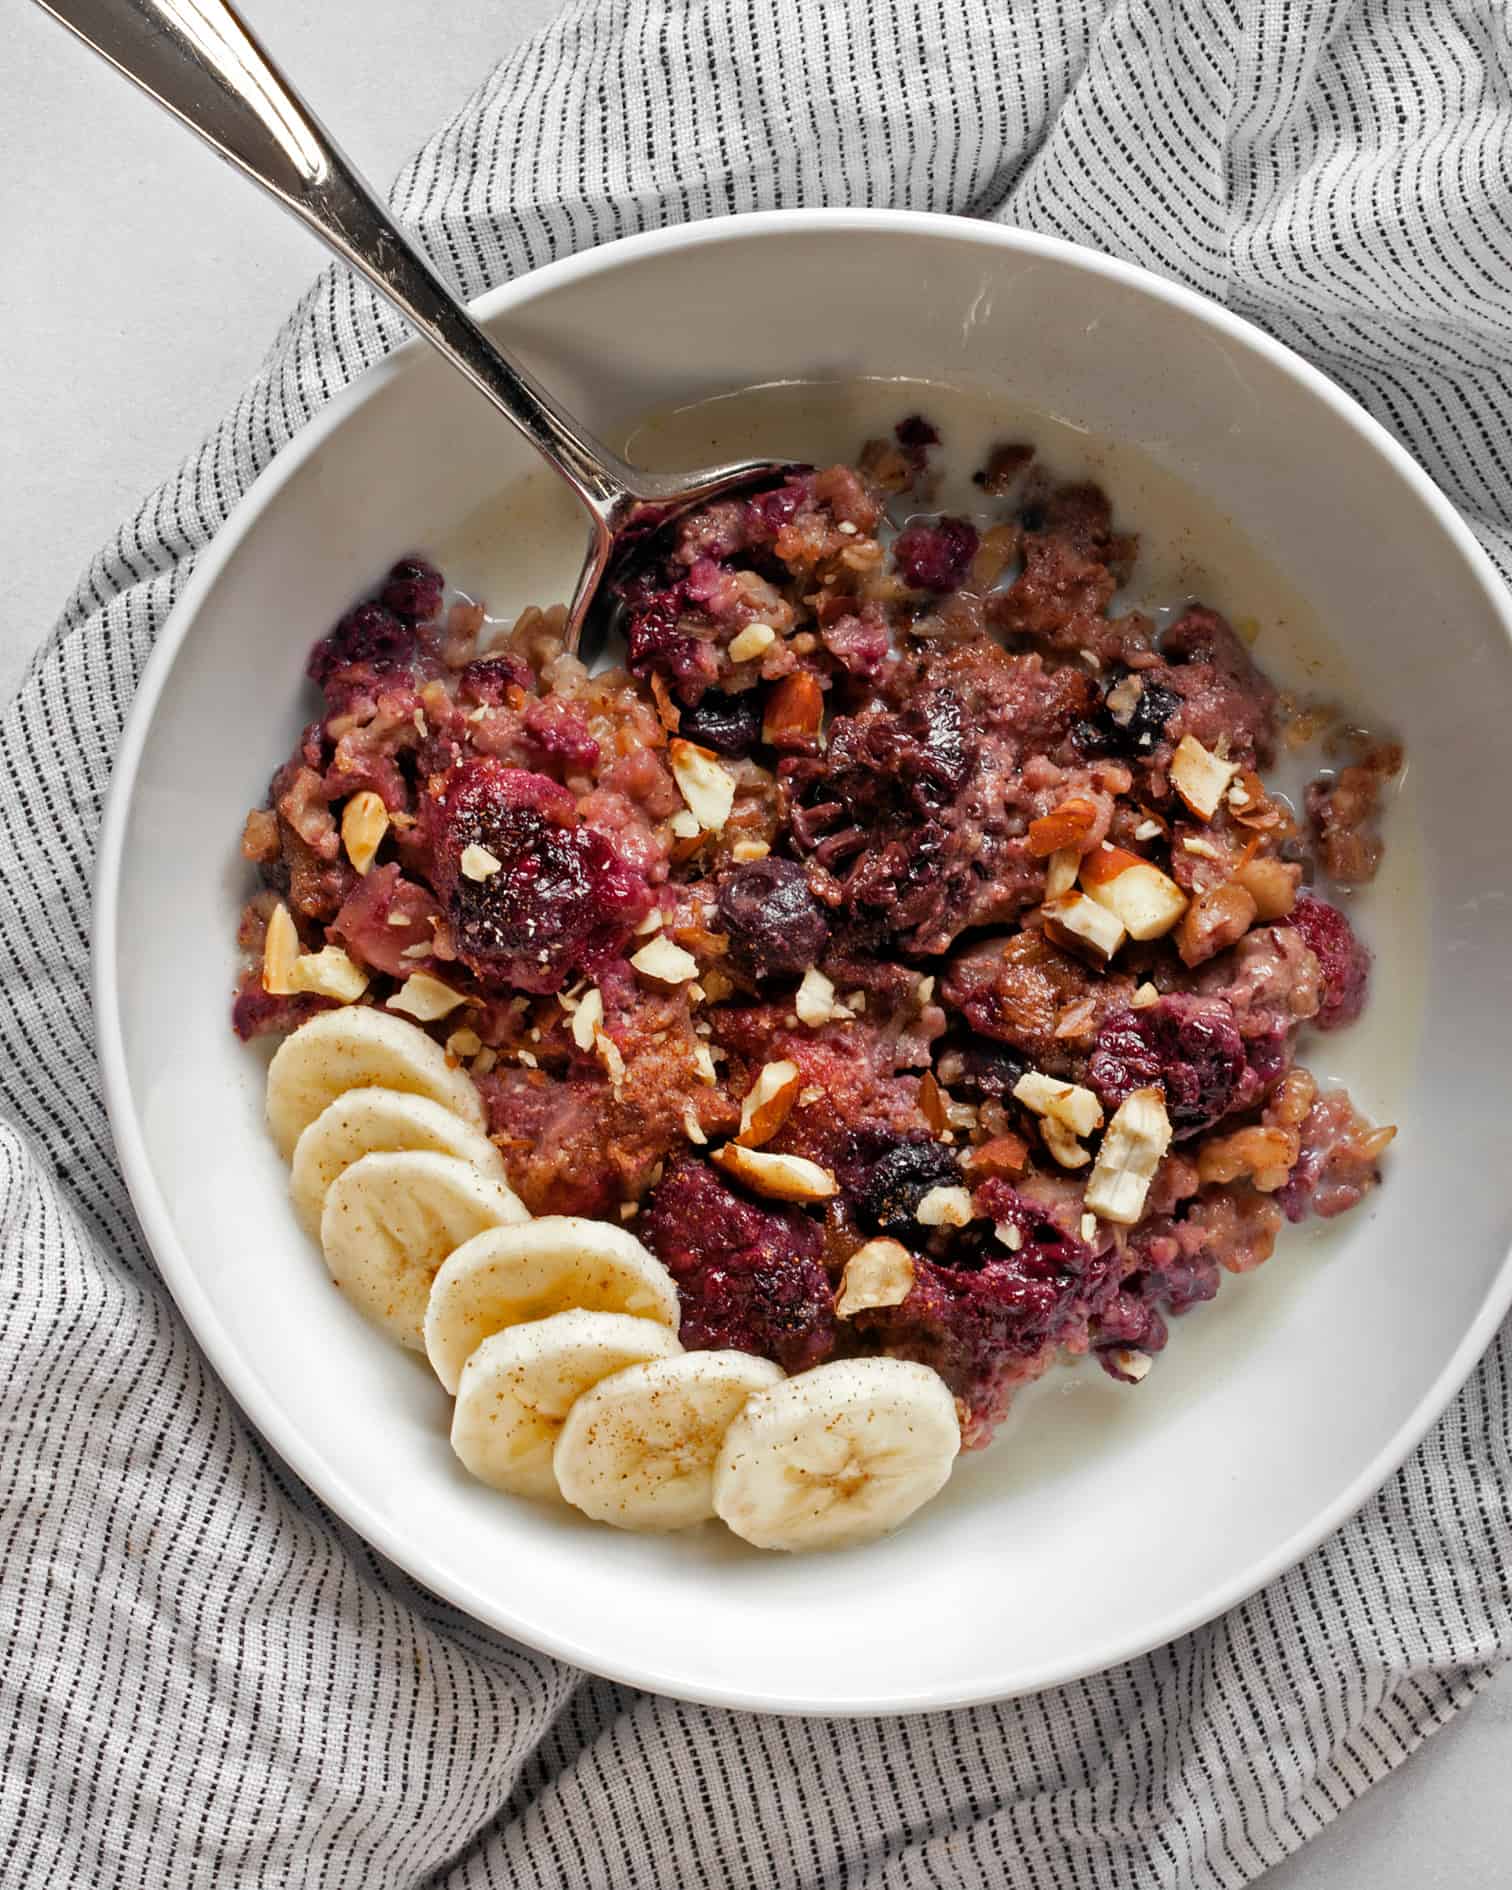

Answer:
[3,2,1510,1884]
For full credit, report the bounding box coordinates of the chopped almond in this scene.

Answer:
[446,1027,483,1059]
[630,935,699,985]
[1012,1070,1104,1137]
[737,1059,801,1147]
[460,843,502,881]
[261,901,300,996]
[1111,1348,1153,1383]
[730,838,770,863]
[1170,734,1237,821]
[834,1239,916,1317]
[1131,981,1160,1009]
[1027,796,1099,858]
[728,623,777,662]
[1040,1117,1089,1169]
[287,946,369,1003]
[1041,890,1126,966]
[915,1184,974,1228]
[761,671,823,748]
[1078,846,1188,941]
[669,740,736,832]
[795,966,842,1026]
[340,790,389,876]
[711,1142,837,1202]
[1084,1087,1172,1224]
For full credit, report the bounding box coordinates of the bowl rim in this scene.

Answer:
[93,206,1512,1714]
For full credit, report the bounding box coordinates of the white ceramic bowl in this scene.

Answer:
[96,210,1512,1714]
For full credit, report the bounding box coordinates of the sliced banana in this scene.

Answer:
[289,1086,511,1234]
[266,1007,485,1160]
[320,1149,526,1350]
[424,1216,682,1395]
[712,1357,960,1552]
[554,1350,784,1532]
[451,1310,682,1500]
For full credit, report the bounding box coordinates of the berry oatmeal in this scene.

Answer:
[236,411,1400,1467]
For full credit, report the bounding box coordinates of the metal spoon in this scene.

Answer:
[36,0,791,654]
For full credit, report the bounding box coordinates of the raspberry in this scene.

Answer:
[1089,995,1248,1139]
[893,517,980,591]
[642,1157,835,1373]
[306,601,416,692]
[1287,894,1370,1029]
[424,759,649,993]
[378,557,444,621]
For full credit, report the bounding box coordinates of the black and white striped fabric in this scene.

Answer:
[4,3,1510,1883]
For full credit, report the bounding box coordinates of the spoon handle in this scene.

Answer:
[35,0,637,523]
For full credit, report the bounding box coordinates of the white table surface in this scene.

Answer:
[4,3,1508,1880]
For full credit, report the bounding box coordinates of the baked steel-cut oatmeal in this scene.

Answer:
[236,414,1400,1544]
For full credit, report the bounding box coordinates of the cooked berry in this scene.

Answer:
[838,1128,962,1239]
[378,557,444,621]
[306,601,416,691]
[425,759,649,993]
[715,857,830,981]
[1286,894,1370,1030]
[679,687,761,755]
[642,1156,834,1373]
[893,517,980,592]
[1088,995,1248,1138]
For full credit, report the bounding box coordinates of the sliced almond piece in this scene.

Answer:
[737,1059,801,1147]
[668,808,702,840]
[460,842,503,881]
[915,1184,973,1229]
[1110,1347,1153,1382]
[1027,797,1099,858]
[669,739,736,832]
[446,1027,483,1058]
[1083,1086,1173,1225]
[730,837,770,862]
[1012,1070,1104,1137]
[287,945,369,1003]
[1170,735,1237,822]
[388,972,468,1022]
[630,935,699,985]
[835,1239,915,1317]
[711,1142,837,1202]
[727,623,776,662]
[1041,891,1126,966]
[1131,981,1160,1009]
[340,790,389,876]
[571,986,604,1051]
[1078,845,1188,941]
[1045,846,1080,900]
[261,901,301,996]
